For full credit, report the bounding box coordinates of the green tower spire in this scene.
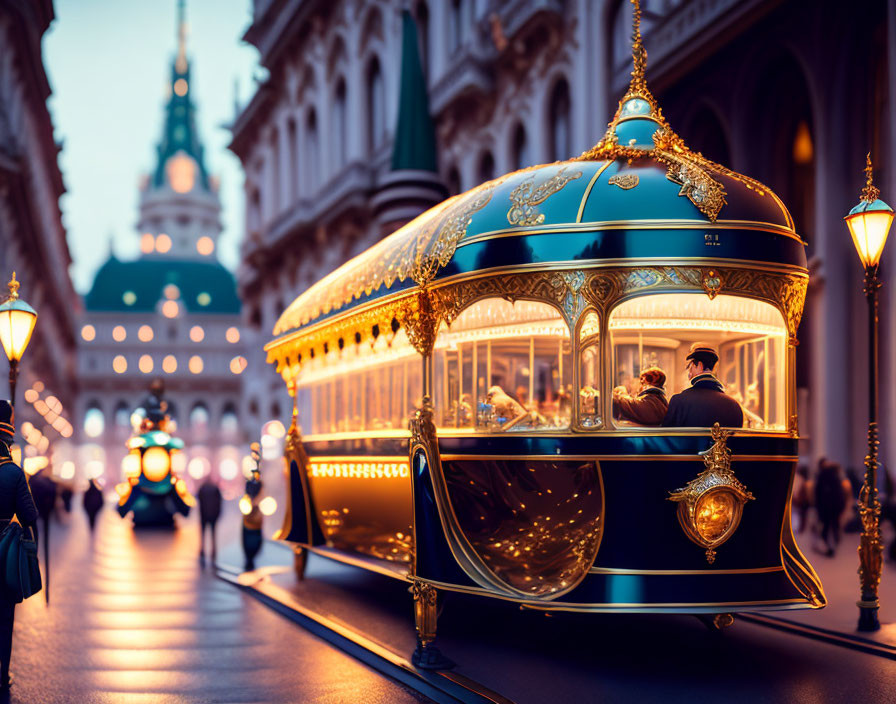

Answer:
[390,11,438,173]
[151,0,210,190]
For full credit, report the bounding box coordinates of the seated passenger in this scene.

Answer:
[612,367,668,426]
[662,343,744,428]
[485,386,526,425]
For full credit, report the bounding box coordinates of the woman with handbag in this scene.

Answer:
[0,400,38,691]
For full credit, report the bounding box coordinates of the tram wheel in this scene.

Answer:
[697,613,735,632]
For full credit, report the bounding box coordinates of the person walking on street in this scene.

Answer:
[0,401,38,691]
[83,479,104,532]
[814,459,849,557]
[791,465,812,534]
[197,476,222,565]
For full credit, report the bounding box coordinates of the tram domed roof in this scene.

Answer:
[273,5,803,339]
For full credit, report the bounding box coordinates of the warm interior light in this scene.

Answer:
[112,355,127,373]
[196,236,215,256]
[138,355,154,374]
[112,325,127,342]
[189,355,204,374]
[174,78,188,96]
[846,210,894,269]
[166,152,196,193]
[190,326,204,342]
[138,325,154,342]
[226,327,240,343]
[81,324,96,342]
[164,284,180,300]
[156,234,172,253]
[162,355,177,373]
[239,495,252,515]
[142,446,171,482]
[229,356,247,374]
[140,233,154,253]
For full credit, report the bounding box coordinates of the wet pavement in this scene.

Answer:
[6,507,430,704]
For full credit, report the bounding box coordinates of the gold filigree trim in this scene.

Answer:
[669,424,755,563]
[608,173,639,190]
[861,153,880,203]
[507,166,583,226]
[273,183,497,336]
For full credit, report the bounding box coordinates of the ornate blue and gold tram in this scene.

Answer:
[265,8,824,665]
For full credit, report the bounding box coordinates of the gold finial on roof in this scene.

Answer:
[630,0,647,94]
[6,272,19,302]
[861,153,880,203]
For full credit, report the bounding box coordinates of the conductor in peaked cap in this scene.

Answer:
[662,343,744,428]
[0,400,38,690]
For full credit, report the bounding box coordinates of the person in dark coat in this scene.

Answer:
[27,469,56,605]
[612,367,668,426]
[814,459,849,557]
[197,476,222,564]
[662,343,744,428]
[83,479,104,532]
[0,401,38,691]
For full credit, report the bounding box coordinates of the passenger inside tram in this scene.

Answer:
[606,294,787,431]
[661,343,744,428]
[612,366,668,426]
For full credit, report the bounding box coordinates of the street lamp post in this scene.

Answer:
[845,154,894,632]
[0,272,38,410]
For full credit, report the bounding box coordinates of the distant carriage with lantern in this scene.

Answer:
[263,3,824,665]
[116,381,194,526]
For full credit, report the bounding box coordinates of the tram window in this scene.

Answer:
[433,298,572,432]
[295,328,421,435]
[578,311,601,428]
[607,294,787,430]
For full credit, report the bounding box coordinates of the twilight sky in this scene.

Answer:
[44,0,260,293]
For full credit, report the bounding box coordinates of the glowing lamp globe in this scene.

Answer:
[845,156,894,269]
[0,273,37,364]
[142,446,171,482]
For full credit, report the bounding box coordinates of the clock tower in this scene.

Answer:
[137,0,221,261]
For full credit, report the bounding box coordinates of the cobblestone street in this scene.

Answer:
[6,509,428,704]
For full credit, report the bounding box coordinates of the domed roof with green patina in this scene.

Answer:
[85,256,240,315]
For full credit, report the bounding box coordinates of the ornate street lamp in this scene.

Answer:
[845,154,894,632]
[0,273,38,409]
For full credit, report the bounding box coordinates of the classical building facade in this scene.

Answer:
[0,0,78,475]
[77,5,245,487]
[232,0,894,474]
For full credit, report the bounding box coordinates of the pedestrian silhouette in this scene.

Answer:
[814,459,849,557]
[197,476,222,565]
[0,400,39,691]
[28,469,56,604]
[83,479,104,532]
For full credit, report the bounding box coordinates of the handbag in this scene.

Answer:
[0,522,41,603]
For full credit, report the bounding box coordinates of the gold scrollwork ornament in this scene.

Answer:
[507,166,583,226]
[669,424,754,563]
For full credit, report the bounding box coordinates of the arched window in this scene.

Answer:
[548,79,571,162]
[304,109,319,191]
[286,117,298,202]
[190,402,209,430]
[84,402,104,439]
[478,151,495,183]
[221,402,239,435]
[682,106,731,167]
[512,124,529,171]
[367,58,385,151]
[449,0,462,52]
[114,401,130,428]
[334,78,348,165]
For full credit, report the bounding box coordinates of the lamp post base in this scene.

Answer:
[857,600,881,632]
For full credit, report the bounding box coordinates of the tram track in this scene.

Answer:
[215,562,517,704]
